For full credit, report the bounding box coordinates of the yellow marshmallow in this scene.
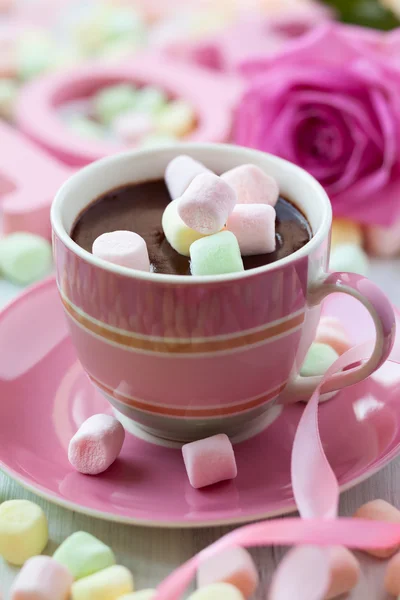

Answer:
[162,198,210,257]
[0,499,48,566]
[71,565,134,600]
[188,583,245,600]
[155,100,196,138]
[331,218,363,248]
[118,591,156,600]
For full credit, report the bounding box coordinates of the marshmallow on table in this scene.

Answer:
[182,433,237,489]
[0,233,53,286]
[329,243,369,276]
[221,164,279,207]
[53,531,115,579]
[197,547,258,599]
[300,343,339,378]
[325,547,360,600]
[162,199,210,256]
[111,111,154,144]
[165,155,212,200]
[94,84,137,125]
[71,565,134,600]
[354,499,400,558]
[226,204,276,256]
[134,86,168,114]
[315,316,351,356]
[92,231,150,271]
[331,218,363,249]
[68,414,125,475]
[155,99,196,138]
[0,499,48,566]
[11,556,73,600]
[384,551,400,595]
[118,592,156,600]
[178,173,236,234]
[188,583,244,600]
[365,218,400,257]
[0,78,18,121]
[190,231,244,276]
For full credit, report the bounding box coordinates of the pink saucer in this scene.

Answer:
[0,277,400,527]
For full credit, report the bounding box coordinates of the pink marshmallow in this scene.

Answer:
[325,547,360,600]
[11,555,73,600]
[165,155,212,200]
[177,173,237,234]
[197,547,259,599]
[315,316,351,356]
[112,111,154,144]
[365,218,400,257]
[68,414,125,475]
[221,164,279,207]
[182,433,237,489]
[226,204,276,256]
[92,230,150,271]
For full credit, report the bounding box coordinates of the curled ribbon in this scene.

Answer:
[155,339,400,600]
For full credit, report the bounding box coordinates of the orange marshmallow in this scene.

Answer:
[315,316,351,356]
[384,551,400,596]
[197,547,258,599]
[353,500,400,558]
[325,546,360,599]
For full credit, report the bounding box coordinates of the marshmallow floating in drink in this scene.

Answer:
[53,531,116,579]
[221,164,279,207]
[177,172,237,234]
[92,231,150,272]
[10,556,73,600]
[197,547,258,599]
[162,198,210,257]
[68,414,125,475]
[190,231,244,276]
[165,155,212,200]
[182,433,237,489]
[0,500,48,566]
[226,204,276,256]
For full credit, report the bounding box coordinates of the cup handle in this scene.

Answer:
[282,271,396,402]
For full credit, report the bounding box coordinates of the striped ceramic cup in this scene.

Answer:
[51,144,395,442]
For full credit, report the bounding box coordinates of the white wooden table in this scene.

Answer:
[1,259,400,599]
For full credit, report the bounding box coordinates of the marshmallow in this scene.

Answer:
[0,233,53,286]
[365,218,400,257]
[384,550,400,595]
[190,231,244,276]
[197,547,258,599]
[140,133,178,148]
[329,244,369,276]
[71,565,134,600]
[67,115,105,140]
[165,155,212,200]
[68,414,125,475]
[178,173,236,235]
[134,86,168,114]
[331,218,363,249]
[155,99,196,138]
[182,433,237,489]
[221,164,279,207]
[162,199,209,257]
[188,583,244,600]
[118,593,156,600]
[10,556,73,600]
[94,84,137,125]
[226,204,276,256]
[16,34,56,80]
[111,111,154,144]
[53,531,116,580]
[300,343,339,377]
[0,78,18,121]
[354,500,400,558]
[0,500,48,566]
[315,317,351,356]
[92,231,150,271]
[325,547,360,600]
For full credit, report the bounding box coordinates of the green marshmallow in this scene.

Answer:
[134,86,168,114]
[300,342,339,377]
[17,34,56,81]
[140,133,178,148]
[53,531,115,580]
[0,233,52,286]
[190,231,244,276]
[329,243,369,276]
[67,115,105,140]
[94,84,137,125]
[0,78,18,121]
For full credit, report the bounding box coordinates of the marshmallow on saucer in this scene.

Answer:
[0,499,48,566]
[226,204,276,255]
[68,414,125,475]
[354,500,400,558]
[165,155,212,200]
[190,230,244,276]
[92,230,150,271]
[178,172,236,234]
[53,531,115,580]
[10,555,73,600]
[221,164,278,207]
[300,343,339,377]
[156,99,196,138]
[197,547,258,599]
[94,84,137,125]
[134,86,167,114]
[182,433,237,489]
[315,317,351,356]
[162,198,210,257]
[111,111,154,144]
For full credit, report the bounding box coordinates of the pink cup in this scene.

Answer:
[51,144,396,442]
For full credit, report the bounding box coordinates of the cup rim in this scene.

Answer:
[51,142,332,285]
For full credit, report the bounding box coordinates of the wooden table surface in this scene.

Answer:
[1,258,399,599]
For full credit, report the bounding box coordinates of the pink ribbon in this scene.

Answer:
[155,339,400,600]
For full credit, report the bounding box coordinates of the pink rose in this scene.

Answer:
[235,23,400,226]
